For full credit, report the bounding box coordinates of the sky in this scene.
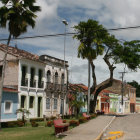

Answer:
[0,0,140,86]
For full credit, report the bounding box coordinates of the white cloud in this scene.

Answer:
[1,0,140,85]
[36,0,59,21]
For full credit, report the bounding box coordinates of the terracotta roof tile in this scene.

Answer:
[0,43,43,63]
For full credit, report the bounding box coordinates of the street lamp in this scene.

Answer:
[62,19,68,118]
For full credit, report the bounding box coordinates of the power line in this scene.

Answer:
[1,25,140,41]
[0,33,75,41]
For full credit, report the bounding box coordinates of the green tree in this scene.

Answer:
[127,80,140,97]
[0,0,41,129]
[74,19,140,113]
[69,93,85,118]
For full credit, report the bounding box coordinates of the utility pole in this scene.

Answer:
[119,71,127,113]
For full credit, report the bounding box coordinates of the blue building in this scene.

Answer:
[1,86,18,122]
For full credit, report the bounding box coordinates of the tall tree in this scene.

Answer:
[0,0,41,129]
[127,80,140,97]
[74,19,140,113]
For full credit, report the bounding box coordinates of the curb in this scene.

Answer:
[95,116,116,140]
[105,131,124,140]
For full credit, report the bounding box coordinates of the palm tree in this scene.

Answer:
[73,19,108,113]
[0,0,41,129]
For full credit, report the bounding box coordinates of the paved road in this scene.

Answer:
[102,114,140,140]
[62,115,114,140]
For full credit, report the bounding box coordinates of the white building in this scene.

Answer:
[0,44,69,119]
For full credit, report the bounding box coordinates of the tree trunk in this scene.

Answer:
[0,33,12,130]
[89,55,116,113]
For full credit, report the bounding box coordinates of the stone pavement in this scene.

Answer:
[62,115,114,140]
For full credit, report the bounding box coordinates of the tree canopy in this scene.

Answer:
[127,80,140,97]
[73,19,140,113]
[0,0,41,39]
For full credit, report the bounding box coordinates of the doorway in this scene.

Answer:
[38,97,42,117]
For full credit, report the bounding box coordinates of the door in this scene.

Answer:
[38,97,42,117]
[60,99,63,114]
[130,103,135,113]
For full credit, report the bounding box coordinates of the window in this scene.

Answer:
[29,96,34,108]
[46,98,50,109]
[5,101,12,113]
[38,69,43,88]
[21,95,26,108]
[30,67,35,87]
[54,99,57,109]
[61,73,64,85]
[54,72,58,84]
[47,70,51,83]
[0,65,3,78]
[125,102,129,109]
[21,66,27,86]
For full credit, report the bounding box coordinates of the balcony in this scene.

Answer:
[46,82,54,91]
[61,84,67,92]
[21,78,28,87]
[30,79,36,88]
[38,81,44,88]
[46,82,67,92]
[54,83,61,91]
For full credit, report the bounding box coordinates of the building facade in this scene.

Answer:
[0,44,69,120]
[1,86,18,122]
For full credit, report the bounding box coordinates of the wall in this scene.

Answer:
[18,59,46,119]
[1,91,18,122]
[0,50,18,86]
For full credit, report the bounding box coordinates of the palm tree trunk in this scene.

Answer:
[0,33,12,130]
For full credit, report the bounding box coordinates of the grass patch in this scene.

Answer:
[0,125,61,140]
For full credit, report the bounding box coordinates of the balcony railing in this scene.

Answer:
[21,78,28,87]
[61,84,67,91]
[46,82,67,92]
[30,79,36,88]
[38,81,44,88]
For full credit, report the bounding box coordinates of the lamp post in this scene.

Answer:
[62,19,68,118]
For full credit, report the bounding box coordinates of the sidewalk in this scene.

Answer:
[62,115,114,140]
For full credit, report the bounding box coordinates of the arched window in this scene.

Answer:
[47,70,51,83]
[54,72,58,84]
[61,73,64,85]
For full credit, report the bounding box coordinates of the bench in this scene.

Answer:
[82,113,91,120]
[53,119,69,135]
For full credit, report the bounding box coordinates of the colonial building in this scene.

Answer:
[1,86,18,122]
[0,44,69,120]
[99,79,136,113]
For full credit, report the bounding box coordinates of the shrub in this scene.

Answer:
[50,116,56,120]
[90,114,97,119]
[63,120,67,123]
[69,120,79,127]
[31,121,39,127]
[64,115,71,119]
[7,122,17,127]
[46,121,53,127]
[17,121,24,127]
[30,118,44,122]
[79,117,87,124]
[46,117,50,121]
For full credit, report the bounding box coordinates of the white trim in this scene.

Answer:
[1,118,17,122]
[4,100,13,114]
